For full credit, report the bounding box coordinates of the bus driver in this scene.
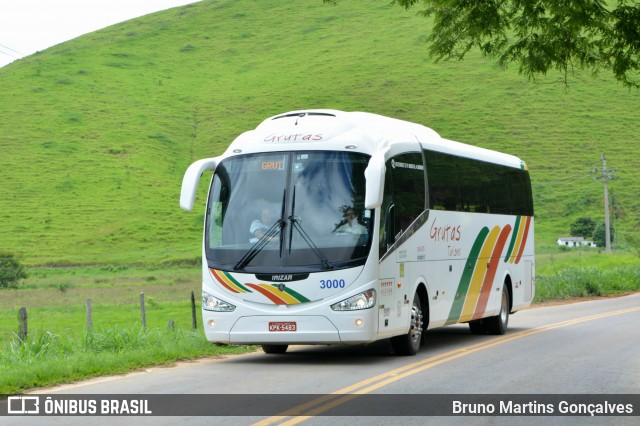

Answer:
[335,208,367,235]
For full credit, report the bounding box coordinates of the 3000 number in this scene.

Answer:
[320,279,346,289]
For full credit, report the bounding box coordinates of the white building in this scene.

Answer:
[557,237,597,248]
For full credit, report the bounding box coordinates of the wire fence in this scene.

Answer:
[13,291,199,343]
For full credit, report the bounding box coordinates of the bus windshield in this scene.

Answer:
[205,151,373,273]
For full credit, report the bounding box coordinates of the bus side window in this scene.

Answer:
[390,153,425,234]
[380,152,426,258]
[425,150,459,211]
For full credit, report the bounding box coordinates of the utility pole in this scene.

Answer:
[594,154,616,253]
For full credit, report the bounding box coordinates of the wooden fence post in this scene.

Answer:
[18,307,28,341]
[86,299,93,332]
[140,292,146,330]
[191,291,197,330]
[167,320,175,332]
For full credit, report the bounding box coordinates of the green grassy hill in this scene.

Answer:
[1,0,639,266]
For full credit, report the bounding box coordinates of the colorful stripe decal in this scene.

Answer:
[246,283,310,305]
[245,283,288,304]
[509,218,526,264]
[503,216,521,263]
[210,268,252,293]
[248,283,313,305]
[262,284,299,305]
[459,226,501,322]
[277,285,311,303]
[447,216,533,324]
[209,269,311,305]
[471,224,513,321]
[446,227,489,325]
[514,216,532,264]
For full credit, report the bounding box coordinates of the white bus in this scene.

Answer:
[180,110,534,355]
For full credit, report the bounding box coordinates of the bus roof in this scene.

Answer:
[224,110,525,170]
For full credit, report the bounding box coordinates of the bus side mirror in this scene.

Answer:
[364,154,385,209]
[180,157,219,211]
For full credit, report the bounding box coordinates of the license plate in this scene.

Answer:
[268,322,297,332]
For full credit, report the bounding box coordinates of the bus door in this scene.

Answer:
[377,151,427,336]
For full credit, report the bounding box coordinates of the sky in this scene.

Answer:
[0,0,200,68]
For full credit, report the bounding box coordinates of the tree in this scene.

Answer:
[0,252,27,289]
[329,0,640,88]
[592,221,614,248]
[623,232,640,257]
[621,216,640,257]
[570,217,596,238]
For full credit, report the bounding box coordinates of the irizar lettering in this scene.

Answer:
[271,275,293,281]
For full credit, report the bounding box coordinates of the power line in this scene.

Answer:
[0,49,20,59]
[0,42,22,55]
[0,42,23,61]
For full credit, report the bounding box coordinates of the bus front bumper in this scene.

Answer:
[203,314,378,345]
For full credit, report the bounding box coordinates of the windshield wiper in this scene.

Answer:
[234,190,287,271]
[288,186,333,270]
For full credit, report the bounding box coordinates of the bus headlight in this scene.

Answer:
[202,291,236,312]
[331,289,376,311]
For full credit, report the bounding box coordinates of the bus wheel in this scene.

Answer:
[261,344,288,354]
[484,286,510,335]
[391,292,423,356]
[468,319,486,335]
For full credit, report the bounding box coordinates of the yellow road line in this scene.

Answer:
[253,306,640,426]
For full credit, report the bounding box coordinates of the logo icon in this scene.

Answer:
[8,396,40,414]
[277,284,286,292]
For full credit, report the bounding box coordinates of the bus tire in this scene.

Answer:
[468,319,486,335]
[484,286,510,335]
[261,344,288,354]
[390,292,423,356]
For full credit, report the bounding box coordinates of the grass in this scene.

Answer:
[536,266,640,302]
[534,250,640,302]
[0,250,638,394]
[0,325,250,395]
[0,0,639,267]
[0,262,256,394]
[0,264,202,341]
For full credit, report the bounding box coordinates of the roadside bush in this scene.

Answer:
[535,265,640,302]
[0,252,27,289]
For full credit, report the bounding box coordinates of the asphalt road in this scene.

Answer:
[5,292,640,426]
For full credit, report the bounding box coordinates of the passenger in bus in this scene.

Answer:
[334,208,367,235]
[250,208,274,243]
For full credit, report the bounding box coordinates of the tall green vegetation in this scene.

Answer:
[0,0,639,266]
[535,253,640,302]
[0,326,249,394]
[592,222,615,248]
[0,252,27,288]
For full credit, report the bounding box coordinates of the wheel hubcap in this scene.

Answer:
[500,291,508,324]
[410,300,423,343]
